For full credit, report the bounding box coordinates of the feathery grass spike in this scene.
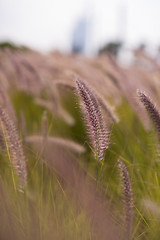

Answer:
[26,135,85,153]
[76,77,109,161]
[137,89,160,141]
[55,80,119,123]
[0,105,27,186]
[118,159,133,240]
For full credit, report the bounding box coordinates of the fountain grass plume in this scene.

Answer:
[54,80,76,91]
[75,77,110,162]
[137,89,160,141]
[54,80,119,123]
[0,105,27,187]
[26,135,86,154]
[118,159,134,240]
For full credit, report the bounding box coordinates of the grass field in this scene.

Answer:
[0,45,160,239]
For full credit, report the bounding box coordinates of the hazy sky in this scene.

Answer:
[0,0,160,53]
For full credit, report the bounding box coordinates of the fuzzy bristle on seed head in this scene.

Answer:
[137,89,160,141]
[75,77,110,161]
[118,159,134,240]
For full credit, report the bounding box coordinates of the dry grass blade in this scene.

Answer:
[118,159,134,240]
[75,77,109,161]
[0,105,27,186]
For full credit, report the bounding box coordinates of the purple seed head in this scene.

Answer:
[76,77,110,161]
[118,159,134,240]
[137,89,160,141]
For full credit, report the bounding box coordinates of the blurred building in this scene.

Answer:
[72,17,87,54]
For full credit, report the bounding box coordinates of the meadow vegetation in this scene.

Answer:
[0,44,160,239]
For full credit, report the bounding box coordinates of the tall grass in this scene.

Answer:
[0,45,160,239]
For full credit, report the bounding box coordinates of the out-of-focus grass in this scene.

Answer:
[0,87,160,240]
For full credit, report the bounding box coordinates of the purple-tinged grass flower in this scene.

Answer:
[0,105,27,187]
[76,77,110,161]
[118,159,134,240]
[137,89,160,141]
